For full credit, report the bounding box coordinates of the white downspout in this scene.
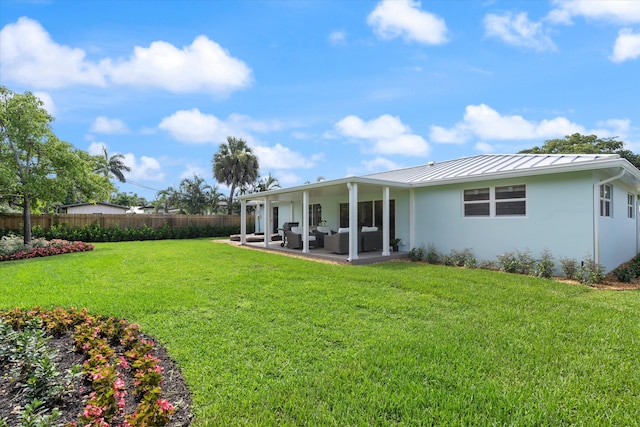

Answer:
[593,167,625,265]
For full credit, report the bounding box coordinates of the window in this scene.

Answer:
[464,185,526,217]
[339,199,396,238]
[463,188,490,217]
[628,193,635,219]
[308,204,322,226]
[495,185,526,216]
[600,184,611,217]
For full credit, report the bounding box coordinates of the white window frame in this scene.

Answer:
[463,185,526,218]
[600,184,612,217]
[628,193,635,219]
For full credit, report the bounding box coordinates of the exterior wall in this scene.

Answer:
[596,174,639,270]
[413,171,596,269]
[65,204,128,214]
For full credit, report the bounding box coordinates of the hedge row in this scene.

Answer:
[1,223,252,243]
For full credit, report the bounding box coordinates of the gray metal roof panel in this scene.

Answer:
[362,154,621,184]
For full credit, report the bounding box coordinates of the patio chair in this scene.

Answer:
[324,231,350,254]
[311,226,333,247]
[286,226,318,249]
[360,227,383,252]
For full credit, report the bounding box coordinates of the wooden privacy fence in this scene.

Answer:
[0,214,253,232]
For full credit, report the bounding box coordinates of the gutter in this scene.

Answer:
[593,167,626,265]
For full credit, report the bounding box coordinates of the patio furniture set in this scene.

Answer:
[285,225,383,254]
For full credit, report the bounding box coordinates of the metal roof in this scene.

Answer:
[362,153,624,184]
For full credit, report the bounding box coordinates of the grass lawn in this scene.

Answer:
[1,239,639,426]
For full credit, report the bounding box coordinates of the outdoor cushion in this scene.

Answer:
[338,227,349,233]
[316,226,332,234]
[361,226,378,232]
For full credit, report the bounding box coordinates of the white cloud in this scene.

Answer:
[610,28,640,62]
[273,171,301,186]
[484,12,556,51]
[0,17,106,88]
[367,0,448,45]
[430,104,585,143]
[158,109,283,144]
[362,157,401,172]
[179,165,209,181]
[122,153,164,181]
[329,30,347,46]
[87,142,107,156]
[0,18,252,96]
[108,35,252,95]
[474,142,496,153]
[335,114,430,156]
[547,0,640,25]
[33,91,55,116]
[158,109,232,144]
[253,143,316,171]
[90,116,129,134]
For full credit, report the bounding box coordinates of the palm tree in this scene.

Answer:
[212,136,259,215]
[96,146,131,183]
[178,175,214,215]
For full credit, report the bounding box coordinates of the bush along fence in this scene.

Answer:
[0,214,255,243]
[408,244,612,286]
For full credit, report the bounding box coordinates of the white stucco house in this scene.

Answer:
[237,154,640,271]
[59,202,129,214]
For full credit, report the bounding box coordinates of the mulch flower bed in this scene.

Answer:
[0,307,192,426]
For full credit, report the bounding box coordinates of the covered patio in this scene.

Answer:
[235,237,408,265]
[237,177,414,264]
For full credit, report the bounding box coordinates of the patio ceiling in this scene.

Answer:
[239,178,409,203]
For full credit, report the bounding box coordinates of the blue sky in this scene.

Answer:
[1,0,639,201]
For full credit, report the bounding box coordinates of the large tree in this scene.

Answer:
[0,86,111,244]
[518,133,640,169]
[212,136,259,215]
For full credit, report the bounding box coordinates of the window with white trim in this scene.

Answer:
[464,185,526,217]
[628,193,635,219]
[600,184,612,217]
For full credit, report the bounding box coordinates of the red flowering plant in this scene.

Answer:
[0,236,94,262]
[0,307,177,427]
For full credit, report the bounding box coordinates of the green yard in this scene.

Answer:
[1,239,639,426]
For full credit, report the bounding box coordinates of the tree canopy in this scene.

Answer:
[518,133,640,169]
[212,136,259,215]
[0,86,112,244]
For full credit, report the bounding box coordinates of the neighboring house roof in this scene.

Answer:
[60,202,129,210]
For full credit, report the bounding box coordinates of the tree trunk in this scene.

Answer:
[227,183,236,215]
[23,194,32,246]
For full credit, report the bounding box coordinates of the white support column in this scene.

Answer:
[263,197,270,248]
[289,201,294,222]
[409,188,415,250]
[348,182,359,261]
[382,186,390,256]
[302,190,310,253]
[240,199,247,245]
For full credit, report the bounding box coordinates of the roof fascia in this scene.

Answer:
[237,177,411,201]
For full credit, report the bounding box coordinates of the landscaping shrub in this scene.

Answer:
[424,243,440,264]
[443,248,475,267]
[559,257,579,279]
[28,222,243,243]
[612,265,635,283]
[577,256,606,286]
[408,245,425,262]
[532,249,555,279]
